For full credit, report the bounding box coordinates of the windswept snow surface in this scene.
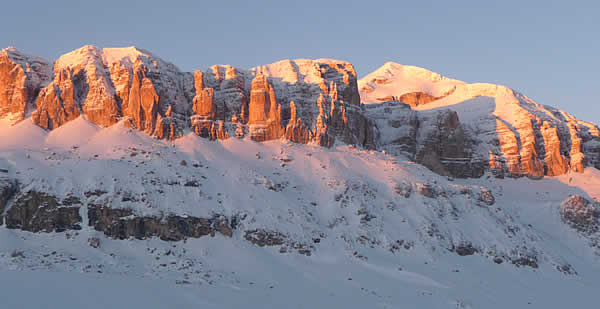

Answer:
[1,117,600,308]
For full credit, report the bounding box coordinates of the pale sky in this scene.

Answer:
[2,0,598,123]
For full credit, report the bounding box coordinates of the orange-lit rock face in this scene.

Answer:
[248,73,275,125]
[28,46,188,139]
[540,121,569,176]
[184,58,372,147]
[190,69,225,140]
[0,53,28,120]
[193,88,215,118]
[33,70,81,130]
[0,48,50,123]
[33,46,120,129]
[491,102,596,178]
[285,101,310,144]
[125,64,159,134]
[247,73,283,142]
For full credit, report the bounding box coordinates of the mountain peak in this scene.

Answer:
[102,46,154,66]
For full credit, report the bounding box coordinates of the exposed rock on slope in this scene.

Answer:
[560,195,599,234]
[0,175,16,222]
[189,58,375,147]
[0,47,50,123]
[88,205,232,241]
[360,62,600,178]
[5,191,82,232]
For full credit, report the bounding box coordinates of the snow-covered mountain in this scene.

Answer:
[360,62,600,179]
[1,46,600,308]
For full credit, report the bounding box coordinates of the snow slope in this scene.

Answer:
[1,116,600,308]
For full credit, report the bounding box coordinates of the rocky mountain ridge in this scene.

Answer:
[1,46,373,148]
[1,46,599,180]
[1,49,600,307]
[360,62,600,178]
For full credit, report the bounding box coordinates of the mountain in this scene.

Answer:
[360,62,600,178]
[1,46,600,308]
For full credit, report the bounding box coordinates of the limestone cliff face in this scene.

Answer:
[253,59,374,147]
[369,90,600,179]
[32,69,81,129]
[360,62,600,179]
[0,47,50,123]
[30,46,189,140]
[189,59,374,147]
[415,110,485,178]
[125,62,159,134]
[285,101,310,144]
[487,93,599,178]
[190,70,228,140]
[247,72,283,142]
[3,46,598,180]
[4,46,373,149]
[34,46,120,129]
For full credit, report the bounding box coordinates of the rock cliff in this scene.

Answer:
[30,46,189,139]
[0,47,50,123]
[360,62,600,178]
[1,46,598,180]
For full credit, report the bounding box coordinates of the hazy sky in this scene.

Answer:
[2,0,598,123]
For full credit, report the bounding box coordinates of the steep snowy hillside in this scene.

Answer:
[1,116,600,308]
[360,62,600,179]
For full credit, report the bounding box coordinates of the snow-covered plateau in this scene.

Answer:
[0,46,599,308]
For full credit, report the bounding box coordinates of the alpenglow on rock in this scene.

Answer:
[360,62,600,178]
[0,46,598,180]
[0,47,50,124]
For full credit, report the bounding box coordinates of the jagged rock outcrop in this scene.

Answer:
[32,69,82,129]
[190,70,229,140]
[3,46,599,180]
[416,110,485,178]
[247,72,284,142]
[88,205,232,241]
[365,102,484,178]
[0,175,16,223]
[364,101,418,156]
[0,47,50,123]
[560,195,599,234]
[360,62,600,178]
[33,46,120,129]
[4,46,375,149]
[125,62,159,133]
[5,191,82,232]
[585,139,600,170]
[284,101,310,144]
[29,46,188,139]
